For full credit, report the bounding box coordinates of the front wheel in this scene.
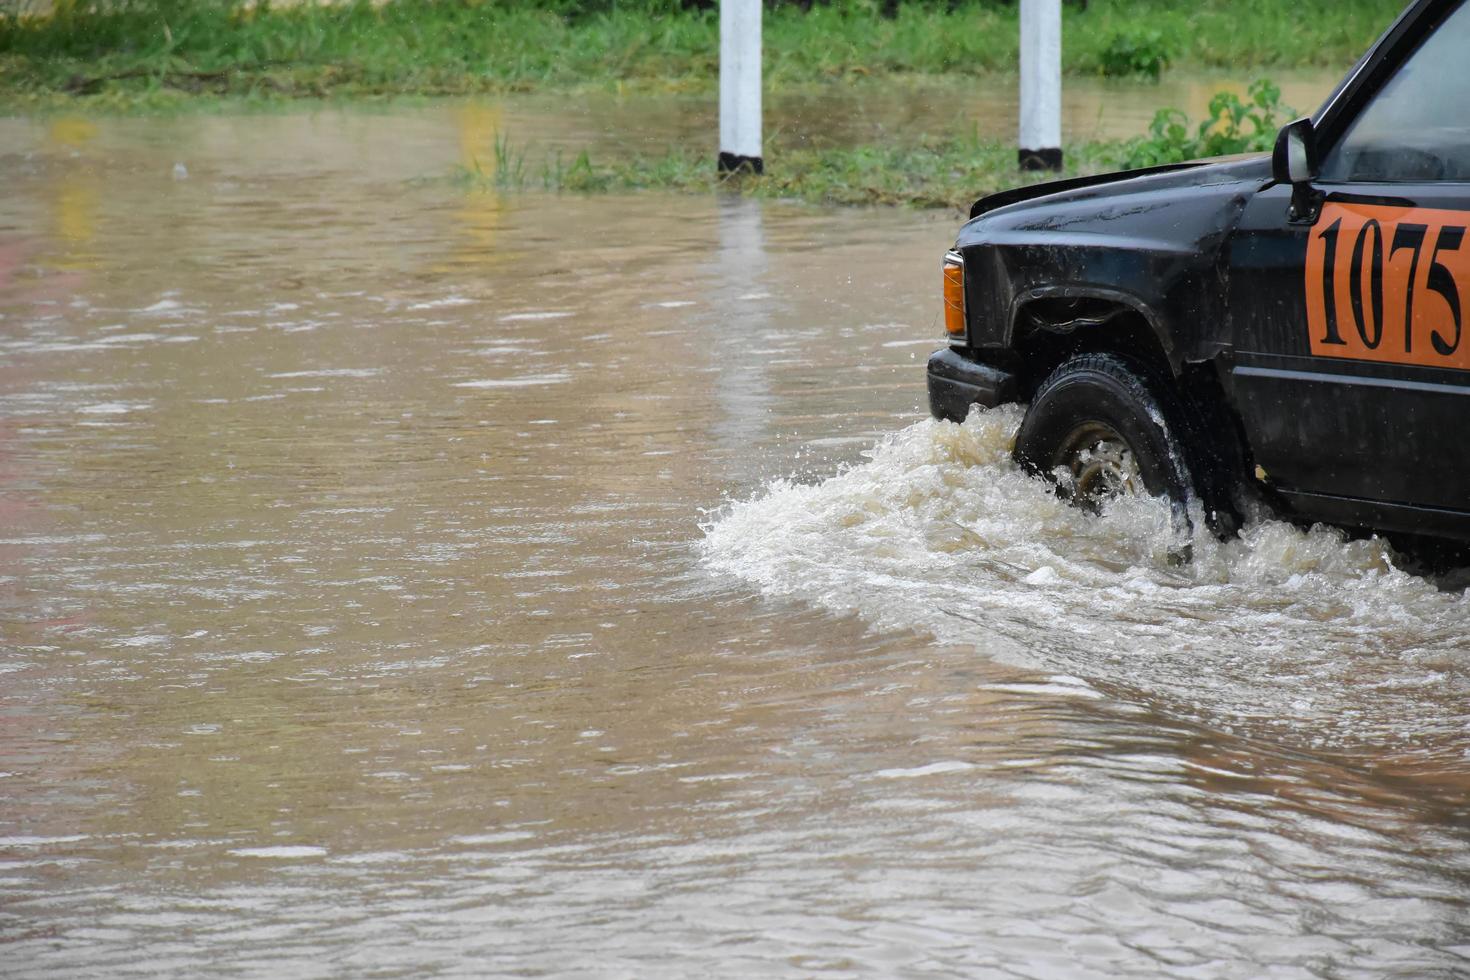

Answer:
[1013,353,1199,524]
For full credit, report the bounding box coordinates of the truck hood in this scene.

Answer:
[968,156,1267,221]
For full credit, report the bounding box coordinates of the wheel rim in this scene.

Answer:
[1058,422,1144,509]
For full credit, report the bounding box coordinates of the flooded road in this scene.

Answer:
[3,93,1470,978]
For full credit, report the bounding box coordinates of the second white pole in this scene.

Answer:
[1019,0,1062,172]
[719,0,763,174]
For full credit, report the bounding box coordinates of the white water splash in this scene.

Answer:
[703,407,1470,758]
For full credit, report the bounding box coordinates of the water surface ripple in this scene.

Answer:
[0,104,1467,979]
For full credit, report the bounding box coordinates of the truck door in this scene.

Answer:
[1226,0,1470,517]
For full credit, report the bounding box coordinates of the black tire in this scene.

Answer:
[1014,353,1200,525]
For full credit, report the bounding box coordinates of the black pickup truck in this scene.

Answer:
[929,0,1470,542]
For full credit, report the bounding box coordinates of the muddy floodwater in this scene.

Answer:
[4,84,1470,978]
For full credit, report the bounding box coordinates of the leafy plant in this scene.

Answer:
[1096,26,1172,80]
[1118,78,1292,168]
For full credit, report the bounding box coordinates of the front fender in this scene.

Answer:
[955,157,1271,371]
[1007,282,1176,362]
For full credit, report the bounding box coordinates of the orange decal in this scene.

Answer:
[1305,202,1470,369]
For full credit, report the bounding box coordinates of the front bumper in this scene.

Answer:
[926,347,1018,422]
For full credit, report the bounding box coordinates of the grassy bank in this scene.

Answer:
[0,0,1402,108]
[454,79,1288,210]
[456,134,1082,211]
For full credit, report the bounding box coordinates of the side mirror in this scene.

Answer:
[1273,117,1319,185]
[1273,117,1322,223]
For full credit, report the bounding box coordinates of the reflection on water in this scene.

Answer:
[710,196,774,456]
[44,117,100,273]
[0,95,1467,978]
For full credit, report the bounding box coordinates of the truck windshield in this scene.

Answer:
[1322,0,1470,183]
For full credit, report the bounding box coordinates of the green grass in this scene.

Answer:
[452,74,1294,210]
[0,0,1406,108]
[453,132,1121,211]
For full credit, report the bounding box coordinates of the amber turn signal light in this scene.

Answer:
[942,251,965,338]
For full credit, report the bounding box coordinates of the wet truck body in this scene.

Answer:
[929,0,1470,542]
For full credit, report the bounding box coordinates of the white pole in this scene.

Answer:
[1019,0,1062,172]
[719,0,763,174]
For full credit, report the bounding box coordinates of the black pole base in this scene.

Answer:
[718,152,764,175]
[1018,147,1064,173]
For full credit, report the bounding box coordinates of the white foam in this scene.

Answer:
[78,402,148,415]
[499,311,574,322]
[229,845,328,859]
[873,761,976,779]
[449,831,538,846]
[268,369,380,379]
[454,373,571,389]
[408,296,474,310]
[702,407,1470,753]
